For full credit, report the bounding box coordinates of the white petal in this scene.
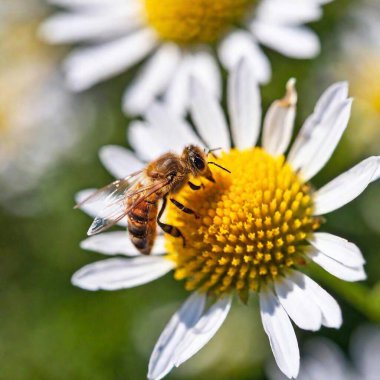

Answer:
[260,289,300,379]
[310,249,367,282]
[288,82,349,177]
[148,293,207,380]
[219,31,271,84]
[99,145,145,179]
[39,6,142,44]
[122,44,182,116]
[228,58,262,149]
[191,50,222,100]
[64,29,157,91]
[275,274,322,331]
[295,99,352,181]
[144,102,204,152]
[252,22,320,58]
[256,0,322,25]
[72,256,174,291]
[163,54,192,116]
[262,79,297,156]
[189,79,230,150]
[75,189,127,227]
[128,121,167,162]
[313,156,380,215]
[301,273,342,328]
[47,0,130,8]
[80,232,166,256]
[174,295,232,367]
[309,233,365,268]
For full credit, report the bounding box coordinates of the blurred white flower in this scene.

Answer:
[267,325,380,380]
[40,0,332,115]
[330,0,380,157]
[0,0,92,214]
[72,61,379,379]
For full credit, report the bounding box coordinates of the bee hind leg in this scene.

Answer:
[158,196,186,247]
[170,198,200,219]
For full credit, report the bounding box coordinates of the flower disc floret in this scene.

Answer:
[166,148,320,300]
[143,0,256,44]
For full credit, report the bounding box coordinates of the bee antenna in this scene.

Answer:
[205,147,222,154]
[208,162,231,174]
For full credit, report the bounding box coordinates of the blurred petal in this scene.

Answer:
[275,273,322,331]
[260,289,300,379]
[351,325,380,380]
[256,0,322,25]
[80,232,166,256]
[122,44,182,116]
[163,54,192,116]
[262,79,297,156]
[148,293,207,380]
[47,0,130,8]
[99,145,145,178]
[252,22,320,58]
[228,59,262,149]
[288,82,350,179]
[39,6,141,43]
[192,50,222,100]
[174,295,232,367]
[189,79,230,150]
[313,156,380,215]
[219,31,271,84]
[145,102,204,152]
[310,249,367,282]
[64,29,157,91]
[72,256,174,291]
[309,233,365,268]
[128,121,167,162]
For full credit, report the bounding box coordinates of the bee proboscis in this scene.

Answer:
[76,145,230,255]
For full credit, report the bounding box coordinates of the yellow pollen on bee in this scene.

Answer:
[142,0,256,44]
[165,148,320,301]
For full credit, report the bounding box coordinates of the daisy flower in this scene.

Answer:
[267,325,380,380]
[73,60,379,379]
[0,0,90,214]
[40,0,331,115]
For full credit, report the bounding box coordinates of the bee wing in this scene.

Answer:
[79,171,170,236]
[76,171,143,235]
[75,170,144,209]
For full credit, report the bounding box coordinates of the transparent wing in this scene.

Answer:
[76,170,170,236]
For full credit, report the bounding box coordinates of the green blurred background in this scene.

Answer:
[1,0,379,379]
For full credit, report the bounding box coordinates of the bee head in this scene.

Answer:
[183,145,215,182]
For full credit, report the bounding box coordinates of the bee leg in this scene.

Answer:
[170,198,200,219]
[157,196,186,247]
[188,181,205,191]
[188,181,201,191]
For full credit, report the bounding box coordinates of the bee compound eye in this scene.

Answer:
[193,156,205,171]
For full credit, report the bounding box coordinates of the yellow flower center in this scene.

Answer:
[166,148,320,302]
[143,0,256,44]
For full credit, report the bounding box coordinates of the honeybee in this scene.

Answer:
[76,145,230,255]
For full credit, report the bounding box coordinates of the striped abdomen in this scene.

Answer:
[127,193,159,255]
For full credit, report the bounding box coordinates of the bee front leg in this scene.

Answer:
[188,181,202,191]
[157,196,186,247]
[170,198,200,219]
